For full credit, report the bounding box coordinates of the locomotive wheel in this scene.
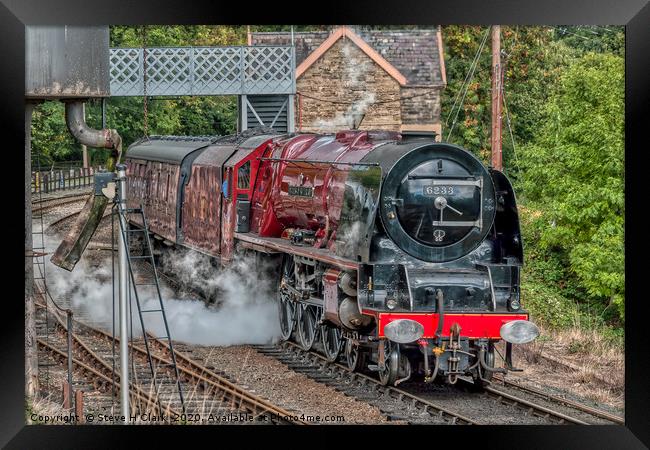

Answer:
[345,338,366,372]
[296,304,318,351]
[378,340,406,386]
[278,256,296,341]
[278,294,294,341]
[472,343,495,387]
[321,324,343,362]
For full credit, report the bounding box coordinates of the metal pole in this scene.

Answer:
[116,164,130,422]
[81,104,88,169]
[66,311,74,412]
[490,25,503,171]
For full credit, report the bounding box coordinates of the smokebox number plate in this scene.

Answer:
[288,186,314,197]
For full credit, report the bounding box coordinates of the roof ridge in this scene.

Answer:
[295,26,407,86]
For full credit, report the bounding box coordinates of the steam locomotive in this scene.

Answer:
[124,128,539,386]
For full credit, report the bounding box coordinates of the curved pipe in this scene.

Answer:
[478,347,507,374]
[51,101,123,271]
[434,288,444,339]
[425,353,440,383]
[65,101,121,150]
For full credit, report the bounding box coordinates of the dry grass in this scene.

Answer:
[512,325,624,409]
[28,395,75,425]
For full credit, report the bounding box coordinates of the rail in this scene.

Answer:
[256,341,478,425]
[35,300,303,424]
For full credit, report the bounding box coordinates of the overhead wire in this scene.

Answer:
[500,28,526,185]
[444,26,491,129]
[446,27,490,141]
[556,27,605,42]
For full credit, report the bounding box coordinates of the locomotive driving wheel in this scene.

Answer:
[378,340,399,386]
[296,304,319,351]
[278,256,296,341]
[345,337,366,372]
[321,324,343,362]
[378,340,410,386]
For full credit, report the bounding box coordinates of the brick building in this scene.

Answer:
[250,26,447,138]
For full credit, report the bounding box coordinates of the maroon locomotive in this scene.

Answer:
[124,128,539,386]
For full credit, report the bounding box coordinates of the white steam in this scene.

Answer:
[42,236,281,346]
[313,41,377,131]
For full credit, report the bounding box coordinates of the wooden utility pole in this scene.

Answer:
[490,25,503,171]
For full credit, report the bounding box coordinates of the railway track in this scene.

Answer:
[32,198,621,426]
[488,376,623,424]
[255,340,621,425]
[35,298,306,425]
[31,192,91,214]
[46,208,113,233]
[254,341,478,424]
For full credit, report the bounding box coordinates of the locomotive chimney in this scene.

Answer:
[350,111,365,130]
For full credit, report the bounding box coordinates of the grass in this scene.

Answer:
[515,314,624,407]
[517,273,624,407]
[27,394,76,425]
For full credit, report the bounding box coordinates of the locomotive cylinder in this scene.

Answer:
[339,297,372,330]
[338,272,357,297]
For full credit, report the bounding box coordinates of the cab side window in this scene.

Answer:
[237,161,251,189]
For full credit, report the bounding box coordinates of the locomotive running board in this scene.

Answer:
[234,233,359,271]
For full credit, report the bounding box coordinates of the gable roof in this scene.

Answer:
[296,27,407,85]
[250,26,446,87]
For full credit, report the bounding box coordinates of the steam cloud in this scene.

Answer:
[42,236,281,346]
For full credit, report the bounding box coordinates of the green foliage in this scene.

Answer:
[31,102,80,168]
[519,53,625,321]
[441,27,625,327]
[554,26,624,57]
[110,25,246,47]
[441,26,579,178]
[521,273,577,329]
[441,26,492,160]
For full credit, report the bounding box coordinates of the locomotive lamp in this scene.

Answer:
[384,319,425,344]
[500,320,540,344]
[509,297,522,311]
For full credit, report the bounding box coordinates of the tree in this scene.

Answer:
[519,53,625,320]
[440,26,576,180]
[31,101,80,168]
[554,26,624,57]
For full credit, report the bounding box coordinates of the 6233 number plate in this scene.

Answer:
[423,185,455,196]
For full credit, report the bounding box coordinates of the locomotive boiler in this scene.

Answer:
[124,128,539,386]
